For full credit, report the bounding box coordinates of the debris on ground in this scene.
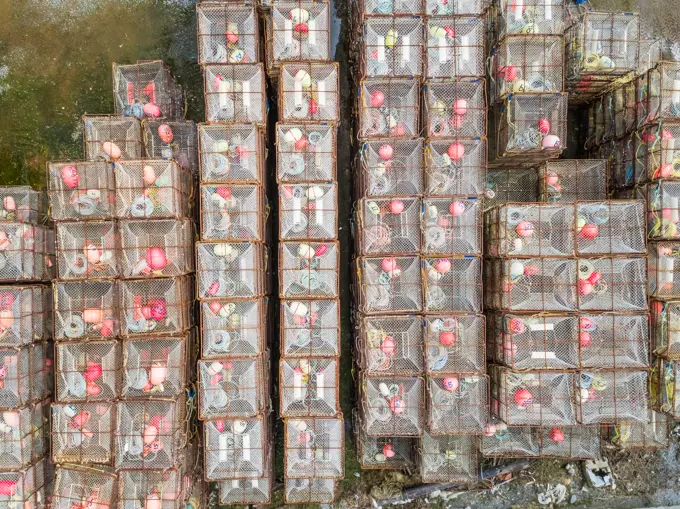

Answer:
[537,483,567,505]
[583,459,616,489]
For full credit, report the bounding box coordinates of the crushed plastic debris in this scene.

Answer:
[537,483,567,505]
[583,459,615,489]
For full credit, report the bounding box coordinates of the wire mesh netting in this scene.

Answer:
[425,18,485,80]
[112,61,183,120]
[427,374,488,434]
[422,256,482,313]
[284,416,344,479]
[643,62,680,125]
[56,221,118,280]
[356,197,421,255]
[197,242,264,300]
[425,314,485,374]
[425,79,486,139]
[575,201,646,255]
[360,18,423,78]
[48,162,116,220]
[0,285,50,347]
[361,376,423,437]
[279,184,338,240]
[650,242,680,298]
[197,4,260,65]
[277,123,337,183]
[279,64,339,121]
[0,399,48,470]
[355,256,422,314]
[122,336,188,398]
[359,78,420,139]
[200,184,264,241]
[142,120,198,174]
[284,477,335,504]
[358,138,424,197]
[576,257,647,312]
[538,159,608,202]
[615,80,637,137]
[51,402,114,464]
[424,0,484,15]
[610,134,638,189]
[419,432,477,483]
[269,1,331,65]
[577,369,649,424]
[0,186,44,224]
[652,300,680,359]
[0,460,48,509]
[279,241,338,298]
[83,115,144,161]
[201,298,266,359]
[484,168,538,210]
[647,180,680,240]
[0,344,48,409]
[577,313,649,369]
[358,0,422,17]
[51,466,116,509]
[218,448,273,505]
[198,124,264,185]
[118,468,190,509]
[639,122,680,182]
[425,138,487,196]
[203,64,267,124]
[281,299,340,357]
[422,198,482,256]
[480,423,539,457]
[280,358,339,417]
[358,315,424,376]
[497,0,565,38]
[605,410,669,450]
[0,223,48,283]
[204,416,268,480]
[55,341,120,403]
[54,280,118,341]
[354,410,415,469]
[536,425,601,459]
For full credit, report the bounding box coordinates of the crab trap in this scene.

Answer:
[360,18,423,78]
[284,477,335,505]
[54,281,118,342]
[118,467,191,509]
[284,416,344,479]
[51,466,116,509]
[652,300,680,359]
[279,64,339,122]
[200,184,264,242]
[197,3,260,65]
[354,256,422,314]
[218,448,273,505]
[358,78,420,139]
[424,314,485,374]
[538,159,609,202]
[496,0,565,38]
[278,183,338,240]
[578,313,649,369]
[203,64,266,124]
[198,356,268,419]
[424,0,484,15]
[355,0,422,18]
[484,168,539,210]
[48,162,115,220]
[647,180,680,240]
[0,398,48,470]
[354,410,415,470]
[419,432,477,483]
[198,124,265,185]
[112,61,183,120]
[0,223,48,283]
[0,343,49,409]
[281,299,339,358]
[203,415,269,480]
[55,341,120,403]
[355,197,421,255]
[115,395,187,470]
[425,17,485,80]
[638,122,680,182]
[56,221,118,280]
[120,276,193,337]
[615,81,637,137]
[426,374,488,434]
[357,138,424,198]
[277,123,337,183]
[279,241,339,299]
[280,358,339,417]
[480,423,540,457]
[610,134,638,189]
[0,186,45,225]
[422,198,482,256]
[425,138,486,196]
[576,369,649,424]
[51,402,114,464]
[0,460,50,509]
[604,410,669,450]
[641,62,680,125]
[425,79,486,139]
[83,115,143,161]
[196,242,265,300]
[357,314,424,377]
[201,298,267,359]
[142,120,198,173]
[0,285,50,347]
[122,336,188,399]
[534,426,601,459]
[360,375,423,437]
[422,256,482,313]
[576,201,646,255]
[575,257,647,312]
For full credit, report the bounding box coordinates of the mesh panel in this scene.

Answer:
[196,242,263,299]
[0,285,50,347]
[0,223,47,282]
[47,162,116,220]
[611,134,637,189]
[51,402,114,464]
[0,186,44,224]
[575,201,646,255]
[198,124,264,184]
[198,357,266,419]
[423,198,482,255]
[360,0,421,16]
[0,461,48,509]
[280,358,339,417]
[425,18,484,79]
[480,424,540,457]
[425,139,486,196]
[359,79,420,139]
[425,0,484,15]
[361,18,423,78]
[118,469,187,509]
[277,123,337,182]
[647,180,680,240]
[54,281,118,341]
[645,62,680,124]
[607,410,669,449]
[357,198,421,255]
[425,79,486,138]
[577,369,649,424]
[279,183,338,240]
[197,4,259,65]
[641,122,680,182]
[359,315,424,376]
[427,375,488,434]
[484,168,539,210]
[56,221,118,280]
[142,120,198,173]
[82,115,143,161]
[603,91,617,142]
[51,466,116,509]
[614,81,637,137]
[425,314,485,373]
[56,341,119,403]
[497,0,565,37]
[420,432,477,483]
[200,184,264,241]
[650,243,680,298]
[201,299,266,358]
[279,242,339,298]
[279,63,339,121]
[652,300,680,359]
[270,1,331,64]
[112,61,183,120]
[356,256,422,314]
[538,426,600,459]
[361,376,423,437]
[122,337,187,398]
[218,451,273,505]
[576,257,647,311]
[204,417,267,480]
[0,399,48,470]
[359,139,424,197]
[203,64,266,124]
[284,417,344,478]
[281,300,340,357]
[284,477,335,504]
[355,411,415,469]
[539,160,608,202]
[422,256,482,313]
[0,344,47,408]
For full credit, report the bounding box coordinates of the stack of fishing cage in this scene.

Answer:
[48,60,198,509]
[0,186,53,509]
[195,2,274,505]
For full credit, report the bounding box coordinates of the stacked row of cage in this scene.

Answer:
[196,3,274,505]
[0,186,54,509]
[47,60,198,509]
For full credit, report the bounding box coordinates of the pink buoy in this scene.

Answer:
[587,271,603,285]
[143,425,159,444]
[516,221,535,237]
[548,428,565,442]
[514,388,533,407]
[388,396,405,415]
[389,200,404,214]
[656,164,674,179]
[453,99,468,115]
[214,420,226,432]
[442,377,459,392]
[295,137,309,150]
[3,197,15,212]
[378,144,394,161]
[86,383,102,396]
[447,142,465,161]
[85,245,102,265]
[83,308,104,325]
[158,124,174,144]
[148,299,167,321]
[381,257,398,272]
[381,336,396,356]
[580,317,595,330]
[0,480,17,497]
[150,364,168,386]
[308,99,319,115]
[314,244,328,257]
[449,200,465,216]
[580,223,599,239]
[542,135,561,149]
[523,264,539,277]
[0,293,14,310]
[84,363,103,382]
[538,118,551,134]
[207,281,221,296]
[215,187,231,199]
[142,165,157,186]
[100,319,114,337]
[443,25,455,38]
[2,411,20,428]
[61,165,80,189]
[580,331,592,347]
[146,248,168,271]
[383,443,396,458]
[391,122,406,136]
[503,65,518,81]
[0,310,13,330]
[439,331,456,347]
[209,302,222,314]
[226,30,239,44]
[370,90,385,107]
[434,258,452,274]
[72,410,91,428]
[144,103,162,118]
[102,142,122,160]
[508,317,526,334]
[578,279,593,296]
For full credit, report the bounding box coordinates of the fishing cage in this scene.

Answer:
[358,78,420,139]
[55,220,118,280]
[277,123,337,183]
[284,477,336,504]
[652,300,680,359]
[201,298,267,359]
[484,168,539,210]
[51,402,115,464]
[198,124,265,185]
[0,285,51,347]
[0,186,45,224]
[51,466,117,509]
[422,256,483,313]
[354,0,422,19]
[490,365,576,426]
[82,115,144,161]
[419,432,478,483]
[480,424,540,457]
[425,314,485,374]
[538,160,609,202]
[578,313,649,369]
[491,93,568,163]
[355,197,422,255]
[422,197,483,255]
[496,0,565,38]
[604,410,669,450]
[357,138,424,198]
[112,61,184,120]
[575,257,647,312]
[279,241,339,299]
[196,3,260,65]
[638,121,680,182]
[119,276,193,337]
[656,358,680,418]
[425,0,484,16]
[278,63,340,122]
[0,399,49,470]
[279,358,339,417]
[218,447,273,505]
[533,425,601,459]
[55,340,120,403]
[117,467,190,509]
[614,80,637,137]
[487,312,579,370]
[54,281,118,341]
[601,90,617,142]
[278,183,338,240]
[491,35,564,102]
[611,134,637,189]
[354,410,415,469]
[484,257,578,311]
[284,416,344,479]
[115,395,187,469]
[640,62,680,125]
[281,299,340,358]
[196,241,265,300]
[0,343,48,409]
[360,375,424,437]
[0,223,48,283]
[647,180,680,240]
[357,314,424,376]
[203,64,267,124]
[354,256,422,314]
[142,120,198,173]
[203,415,269,480]
[427,374,488,434]
[0,460,49,509]
[425,17,485,80]
[576,369,649,424]
[575,201,647,255]
[425,79,486,139]
[121,336,189,399]
[47,162,115,220]
[199,184,265,241]
[424,138,487,197]
[359,18,423,78]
